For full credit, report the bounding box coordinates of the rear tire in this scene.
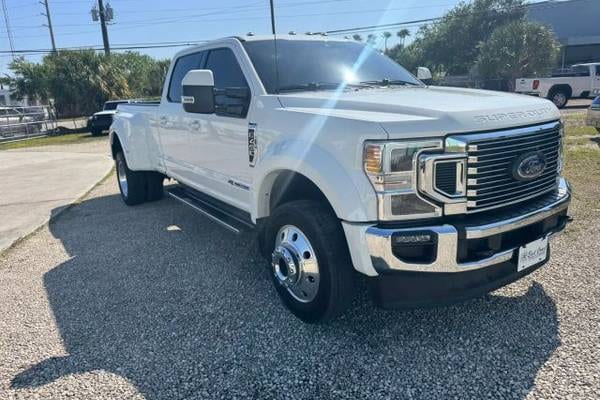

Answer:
[549,89,569,109]
[146,172,165,202]
[116,151,147,206]
[265,200,355,323]
[90,128,102,136]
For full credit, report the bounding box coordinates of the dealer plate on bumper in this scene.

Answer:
[517,236,548,272]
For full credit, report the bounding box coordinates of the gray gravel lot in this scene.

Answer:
[0,173,599,399]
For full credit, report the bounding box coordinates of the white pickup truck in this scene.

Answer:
[515,62,600,108]
[111,35,571,322]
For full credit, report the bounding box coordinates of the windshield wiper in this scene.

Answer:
[359,79,419,87]
[277,81,371,93]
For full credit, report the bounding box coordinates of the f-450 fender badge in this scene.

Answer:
[248,123,257,167]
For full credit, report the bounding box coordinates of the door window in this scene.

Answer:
[167,52,205,103]
[204,48,250,117]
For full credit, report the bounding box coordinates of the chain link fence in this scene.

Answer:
[0,105,58,140]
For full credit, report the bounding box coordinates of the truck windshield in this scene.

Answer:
[242,39,422,93]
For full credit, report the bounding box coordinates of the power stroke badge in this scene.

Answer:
[248,123,257,167]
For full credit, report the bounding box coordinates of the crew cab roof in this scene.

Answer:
[172,34,351,59]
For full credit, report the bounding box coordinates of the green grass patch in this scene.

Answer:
[565,125,597,137]
[0,132,106,151]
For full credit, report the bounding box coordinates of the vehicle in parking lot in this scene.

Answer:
[0,106,42,137]
[88,100,131,136]
[515,62,600,108]
[587,96,600,133]
[110,35,571,322]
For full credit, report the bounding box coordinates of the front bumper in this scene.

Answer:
[357,178,571,307]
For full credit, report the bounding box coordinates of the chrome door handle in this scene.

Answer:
[189,120,200,130]
[159,116,168,126]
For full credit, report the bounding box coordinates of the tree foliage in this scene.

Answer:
[413,0,526,75]
[3,50,170,117]
[476,21,559,89]
[386,0,547,78]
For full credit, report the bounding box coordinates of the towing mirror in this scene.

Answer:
[181,69,215,114]
[417,66,432,81]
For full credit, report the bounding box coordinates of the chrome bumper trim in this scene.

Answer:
[465,178,570,239]
[365,178,570,274]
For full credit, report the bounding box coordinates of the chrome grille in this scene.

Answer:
[460,122,561,212]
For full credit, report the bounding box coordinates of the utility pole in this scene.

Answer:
[91,1,114,55]
[269,0,276,35]
[41,0,57,53]
[98,0,110,55]
[1,0,15,60]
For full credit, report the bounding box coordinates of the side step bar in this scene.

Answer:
[166,186,255,234]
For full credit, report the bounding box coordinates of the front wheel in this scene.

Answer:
[266,200,355,323]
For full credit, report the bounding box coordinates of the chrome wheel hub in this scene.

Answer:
[117,158,128,197]
[271,225,320,303]
[553,93,566,107]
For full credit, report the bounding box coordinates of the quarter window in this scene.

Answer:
[167,52,205,103]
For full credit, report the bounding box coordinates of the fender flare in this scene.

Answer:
[252,140,377,222]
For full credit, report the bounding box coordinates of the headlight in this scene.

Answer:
[364,140,443,221]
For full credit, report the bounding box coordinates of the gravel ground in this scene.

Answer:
[1,139,599,399]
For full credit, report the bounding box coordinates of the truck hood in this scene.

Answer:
[277,86,560,139]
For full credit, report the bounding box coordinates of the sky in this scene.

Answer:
[0,0,472,75]
[0,0,549,75]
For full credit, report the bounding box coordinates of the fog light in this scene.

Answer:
[391,231,437,264]
[393,234,432,244]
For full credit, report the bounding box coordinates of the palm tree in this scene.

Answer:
[352,34,363,42]
[366,34,376,46]
[382,31,392,52]
[397,29,410,47]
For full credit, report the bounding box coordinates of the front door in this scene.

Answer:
[186,47,253,211]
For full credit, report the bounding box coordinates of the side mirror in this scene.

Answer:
[417,66,432,81]
[181,69,215,114]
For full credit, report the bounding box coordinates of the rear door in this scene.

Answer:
[157,51,206,182]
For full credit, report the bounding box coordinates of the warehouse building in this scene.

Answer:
[527,0,600,67]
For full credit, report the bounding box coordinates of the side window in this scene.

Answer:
[204,48,250,117]
[167,52,205,103]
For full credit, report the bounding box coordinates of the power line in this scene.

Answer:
[0,0,568,57]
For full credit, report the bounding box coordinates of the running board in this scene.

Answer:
[166,186,255,234]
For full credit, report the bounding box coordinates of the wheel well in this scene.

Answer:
[111,134,123,160]
[549,84,572,98]
[269,171,335,216]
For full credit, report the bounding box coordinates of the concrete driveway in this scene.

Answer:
[0,142,113,252]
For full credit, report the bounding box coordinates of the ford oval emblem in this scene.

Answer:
[512,152,547,181]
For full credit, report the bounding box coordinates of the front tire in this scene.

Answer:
[266,200,355,323]
[116,151,147,206]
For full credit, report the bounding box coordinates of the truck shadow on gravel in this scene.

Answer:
[12,192,560,399]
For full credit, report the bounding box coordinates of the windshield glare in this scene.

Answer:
[243,39,421,93]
